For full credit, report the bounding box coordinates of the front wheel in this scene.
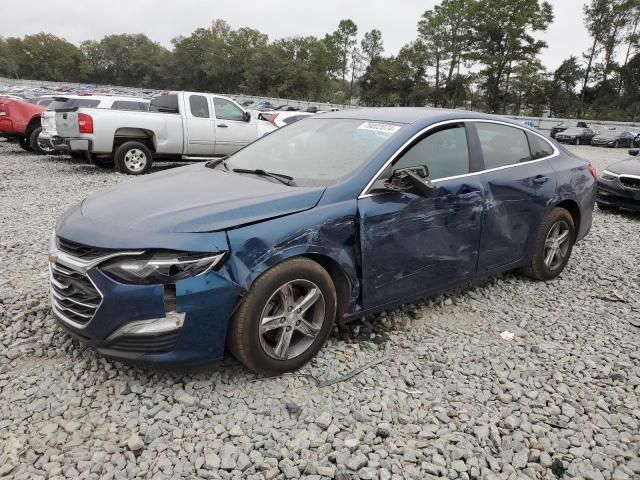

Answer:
[114,141,152,175]
[521,208,575,281]
[18,136,32,152]
[228,257,337,375]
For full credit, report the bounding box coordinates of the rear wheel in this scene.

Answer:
[522,208,575,281]
[228,257,337,374]
[18,136,32,152]
[29,127,55,155]
[114,141,152,175]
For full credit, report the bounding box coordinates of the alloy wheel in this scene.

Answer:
[544,220,571,271]
[258,279,325,360]
[123,149,147,172]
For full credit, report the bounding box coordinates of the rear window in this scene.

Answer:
[283,115,308,125]
[527,132,555,160]
[150,94,179,114]
[111,101,148,111]
[67,99,100,108]
[47,99,71,110]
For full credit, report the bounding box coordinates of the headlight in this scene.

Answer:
[100,251,226,285]
[600,171,617,181]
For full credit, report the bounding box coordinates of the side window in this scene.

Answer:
[68,99,100,108]
[149,94,179,114]
[214,97,245,122]
[111,101,146,111]
[526,132,555,160]
[393,124,470,180]
[189,95,210,118]
[476,123,531,169]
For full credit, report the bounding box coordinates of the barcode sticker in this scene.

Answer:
[358,122,401,134]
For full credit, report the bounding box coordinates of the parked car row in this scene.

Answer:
[551,121,640,148]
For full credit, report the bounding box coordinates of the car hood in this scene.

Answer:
[79,164,326,233]
[606,157,640,175]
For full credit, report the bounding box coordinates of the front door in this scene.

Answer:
[358,123,484,308]
[185,94,215,156]
[212,97,257,156]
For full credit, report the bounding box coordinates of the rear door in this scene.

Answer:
[184,94,215,155]
[357,122,485,308]
[472,121,557,272]
[212,97,256,156]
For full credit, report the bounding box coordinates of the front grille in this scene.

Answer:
[107,331,180,354]
[50,262,101,326]
[57,237,115,260]
[620,176,640,190]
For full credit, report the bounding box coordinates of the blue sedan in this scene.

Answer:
[50,109,596,374]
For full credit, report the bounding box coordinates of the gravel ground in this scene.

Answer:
[0,139,639,480]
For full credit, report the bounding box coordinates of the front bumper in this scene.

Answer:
[49,237,243,368]
[596,177,640,211]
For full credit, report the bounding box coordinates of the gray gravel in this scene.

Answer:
[0,139,639,480]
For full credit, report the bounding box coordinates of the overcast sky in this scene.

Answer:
[3,0,593,70]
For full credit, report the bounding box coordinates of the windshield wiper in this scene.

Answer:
[232,168,294,186]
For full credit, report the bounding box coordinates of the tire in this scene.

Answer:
[228,257,337,375]
[29,127,56,155]
[90,154,115,169]
[114,141,152,175]
[18,136,32,152]
[521,207,575,281]
[597,202,616,211]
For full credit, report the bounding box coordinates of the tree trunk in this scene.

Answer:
[434,53,441,108]
[502,60,513,114]
[580,38,598,117]
[616,12,639,112]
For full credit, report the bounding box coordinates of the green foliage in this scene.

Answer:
[1,4,640,119]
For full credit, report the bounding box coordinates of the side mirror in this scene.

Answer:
[384,166,435,197]
[629,148,639,156]
[243,111,251,122]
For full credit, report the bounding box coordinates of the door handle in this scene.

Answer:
[218,123,229,128]
[533,175,549,185]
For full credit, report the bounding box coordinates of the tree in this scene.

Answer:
[550,56,584,116]
[0,37,18,78]
[326,19,358,83]
[361,29,384,67]
[469,0,553,113]
[6,33,86,82]
[418,0,475,107]
[81,34,169,87]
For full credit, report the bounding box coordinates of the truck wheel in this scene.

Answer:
[89,153,115,169]
[114,141,153,175]
[18,136,33,152]
[30,127,56,155]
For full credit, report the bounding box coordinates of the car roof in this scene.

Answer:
[318,107,523,127]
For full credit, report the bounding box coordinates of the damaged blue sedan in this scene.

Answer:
[50,109,596,374]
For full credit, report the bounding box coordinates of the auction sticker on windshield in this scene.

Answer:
[358,122,401,135]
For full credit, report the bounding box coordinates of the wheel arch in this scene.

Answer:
[553,199,581,235]
[113,128,156,152]
[25,115,42,135]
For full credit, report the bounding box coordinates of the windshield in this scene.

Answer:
[225,118,403,187]
[563,128,584,135]
[599,130,621,138]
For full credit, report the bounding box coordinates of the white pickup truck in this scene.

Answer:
[53,91,276,174]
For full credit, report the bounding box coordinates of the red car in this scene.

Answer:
[0,98,46,151]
